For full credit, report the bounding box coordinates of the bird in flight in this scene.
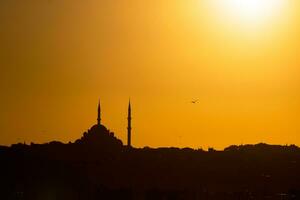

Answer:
[191,100,199,104]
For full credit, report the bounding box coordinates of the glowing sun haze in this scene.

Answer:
[212,0,287,24]
[205,0,291,38]
[0,0,299,149]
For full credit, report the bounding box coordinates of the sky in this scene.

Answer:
[1,0,300,149]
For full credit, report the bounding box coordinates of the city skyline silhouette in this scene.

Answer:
[0,102,300,199]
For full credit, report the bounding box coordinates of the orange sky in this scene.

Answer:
[1,0,300,149]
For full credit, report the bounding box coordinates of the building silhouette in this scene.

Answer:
[74,100,124,150]
[97,100,101,126]
[127,100,132,147]
[92,100,132,147]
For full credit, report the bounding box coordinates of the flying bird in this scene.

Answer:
[191,100,199,104]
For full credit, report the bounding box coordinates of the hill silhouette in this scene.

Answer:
[1,123,300,200]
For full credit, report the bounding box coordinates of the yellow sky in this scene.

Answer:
[1,0,300,149]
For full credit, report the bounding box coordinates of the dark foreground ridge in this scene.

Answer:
[1,123,300,200]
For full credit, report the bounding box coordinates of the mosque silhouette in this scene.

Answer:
[74,100,132,150]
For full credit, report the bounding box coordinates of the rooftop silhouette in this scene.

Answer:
[75,124,123,150]
[74,100,129,151]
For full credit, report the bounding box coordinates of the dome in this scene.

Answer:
[75,124,123,150]
[89,124,109,133]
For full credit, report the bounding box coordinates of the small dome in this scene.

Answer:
[90,124,108,133]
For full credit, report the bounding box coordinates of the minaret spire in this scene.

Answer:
[127,99,132,147]
[97,100,101,126]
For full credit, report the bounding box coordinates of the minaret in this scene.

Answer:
[97,100,101,126]
[127,100,132,147]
